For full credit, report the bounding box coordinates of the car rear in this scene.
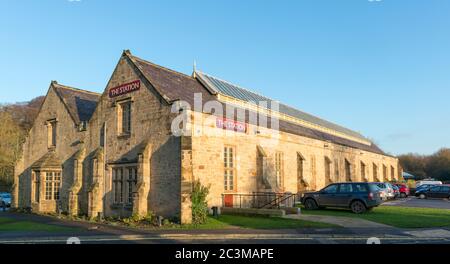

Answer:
[367,183,383,207]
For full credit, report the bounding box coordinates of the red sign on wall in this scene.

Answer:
[109,80,141,98]
[216,117,247,133]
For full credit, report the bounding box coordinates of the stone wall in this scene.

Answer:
[84,54,181,219]
[14,87,84,212]
[188,111,400,208]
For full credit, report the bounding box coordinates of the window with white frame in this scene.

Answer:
[44,171,61,201]
[224,146,235,191]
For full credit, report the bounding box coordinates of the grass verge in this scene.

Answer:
[174,214,338,230]
[0,216,80,232]
[300,206,450,228]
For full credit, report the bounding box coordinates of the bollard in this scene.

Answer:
[157,216,163,227]
[212,206,219,218]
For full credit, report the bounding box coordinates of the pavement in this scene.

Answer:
[1,210,450,244]
[382,196,450,209]
[284,214,392,228]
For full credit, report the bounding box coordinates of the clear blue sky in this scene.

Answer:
[1,0,449,155]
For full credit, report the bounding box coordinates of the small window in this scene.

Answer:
[118,101,132,135]
[113,167,124,204]
[100,123,105,147]
[275,152,284,188]
[345,159,352,182]
[353,183,368,192]
[339,183,353,193]
[127,167,138,204]
[224,146,236,191]
[322,184,338,194]
[47,119,57,148]
[360,161,366,181]
[324,157,332,183]
[430,186,440,192]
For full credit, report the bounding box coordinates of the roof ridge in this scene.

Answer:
[52,82,101,96]
[129,55,195,80]
[196,71,271,100]
[198,71,367,140]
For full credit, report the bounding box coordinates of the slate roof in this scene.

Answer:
[128,54,216,104]
[123,51,388,156]
[31,151,61,169]
[52,82,100,125]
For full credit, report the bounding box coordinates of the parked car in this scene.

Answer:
[415,184,436,193]
[301,182,383,214]
[415,185,450,199]
[0,193,11,208]
[393,183,410,198]
[416,180,442,187]
[391,185,400,198]
[373,182,395,200]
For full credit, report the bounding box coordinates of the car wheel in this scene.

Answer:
[304,199,319,210]
[419,194,426,199]
[350,201,367,214]
[400,193,407,198]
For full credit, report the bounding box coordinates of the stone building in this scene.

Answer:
[14,50,401,224]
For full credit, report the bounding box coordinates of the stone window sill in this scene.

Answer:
[117,133,131,140]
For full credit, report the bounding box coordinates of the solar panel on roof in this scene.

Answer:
[196,71,368,142]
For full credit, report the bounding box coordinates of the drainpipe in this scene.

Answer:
[103,120,107,215]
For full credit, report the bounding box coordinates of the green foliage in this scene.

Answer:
[0,97,44,191]
[191,181,210,225]
[399,148,450,182]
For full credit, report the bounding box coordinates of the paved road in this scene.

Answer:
[382,196,450,209]
[1,211,450,244]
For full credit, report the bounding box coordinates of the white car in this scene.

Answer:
[416,180,442,188]
[373,183,395,200]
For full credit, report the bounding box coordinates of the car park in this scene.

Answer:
[0,193,11,208]
[301,182,383,214]
[373,182,395,200]
[415,185,450,199]
[392,185,400,198]
[393,183,410,198]
[416,180,442,187]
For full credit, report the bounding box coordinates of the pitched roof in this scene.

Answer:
[31,151,61,169]
[124,51,387,156]
[127,53,216,104]
[51,82,100,125]
[195,71,368,143]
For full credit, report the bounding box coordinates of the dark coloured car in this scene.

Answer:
[415,185,450,199]
[301,182,383,214]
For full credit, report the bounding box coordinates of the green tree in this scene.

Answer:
[425,148,450,182]
[191,181,210,225]
[0,110,25,189]
[398,153,428,180]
